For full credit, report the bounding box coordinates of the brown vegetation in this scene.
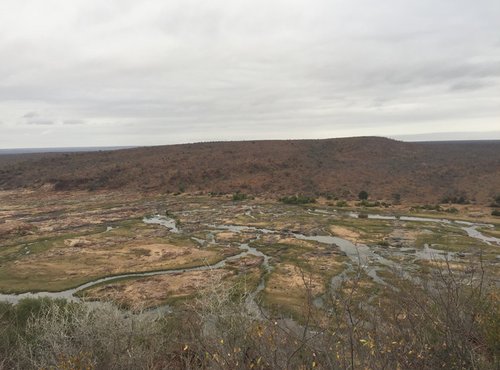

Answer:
[1,137,499,204]
[0,258,498,369]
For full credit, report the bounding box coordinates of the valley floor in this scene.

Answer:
[0,190,498,313]
[1,190,499,369]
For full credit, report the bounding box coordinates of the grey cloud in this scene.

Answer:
[63,119,85,125]
[0,0,499,148]
[395,131,500,141]
[449,80,488,91]
[26,119,55,125]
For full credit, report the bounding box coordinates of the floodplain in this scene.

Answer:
[1,189,500,368]
[1,190,498,313]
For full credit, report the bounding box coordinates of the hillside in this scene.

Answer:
[0,137,499,204]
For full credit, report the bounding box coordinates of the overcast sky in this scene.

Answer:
[0,0,499,148]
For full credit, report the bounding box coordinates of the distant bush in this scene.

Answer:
[279,195,316,204]
[323,193,337,200]
[424,204,442,211]
[492,210,500,217]
[441,194,469,204]
[411,204,442,212]
[358,190,369,200]
[336,200,348,207]
[356,200,380,207]
[232,192,247,201]
[490,195,500,208]
[209,192,226,197]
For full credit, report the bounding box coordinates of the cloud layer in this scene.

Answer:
[1,0,499,147]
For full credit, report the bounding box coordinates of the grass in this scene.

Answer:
[1,191,499,323]
[478,226,500,238]
[261,264,322,320]
[0,233,228,293]
[331,218,393,243]
[414,228,493,253]
[0,249,228,294]
[78,263,263,310]
[256,238,347,321]
[78,277,201,310]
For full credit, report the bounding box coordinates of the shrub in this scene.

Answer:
[0,258,498,369]
[358,190,369,200]
[232,192,247,201]
[425,204,442,211]
[441,193,469,204]
[410,204,442,212]
[336,200,348,207]
[279,195,316,205]
[391,193,401,204]
[356,200,380,207]
[492,210,500,217]
[491,195,500,208]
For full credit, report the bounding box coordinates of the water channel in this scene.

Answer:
[1,212,497,306]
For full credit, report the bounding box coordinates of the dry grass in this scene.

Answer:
[81,269,232,310]
[0,238,224,293]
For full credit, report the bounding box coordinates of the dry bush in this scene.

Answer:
[14,302,174,369]
[0,257,497,369]
[315,258,499,369]
[371,259,499,369]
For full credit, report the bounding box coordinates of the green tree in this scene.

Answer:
[358,190,368,200]
[232,192,247,201]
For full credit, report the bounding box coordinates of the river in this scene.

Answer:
[0,212,497,305]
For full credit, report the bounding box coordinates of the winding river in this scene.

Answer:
[0,212,498,306]
[0,216,273,305]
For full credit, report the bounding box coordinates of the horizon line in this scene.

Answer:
[2,136,500,154]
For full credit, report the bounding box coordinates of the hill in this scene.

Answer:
[0,137,499,204]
